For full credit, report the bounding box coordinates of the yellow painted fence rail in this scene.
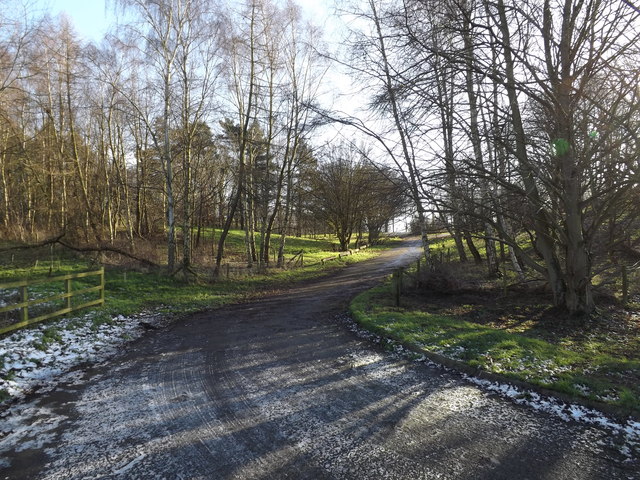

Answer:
[0,268,105,336]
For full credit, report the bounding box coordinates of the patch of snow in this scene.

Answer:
[574,384,591,396]
[111,452,147,475]
[443,345,466,358]
[0,310,167,406]
[462,375,639,460]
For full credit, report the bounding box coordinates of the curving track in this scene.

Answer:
[1,238,637,479]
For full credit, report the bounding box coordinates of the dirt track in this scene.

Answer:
[1,238,637,479]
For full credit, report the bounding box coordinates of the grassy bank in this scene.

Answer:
[0,230,400,326]
[350,277,640,414]
[104,241,386,317]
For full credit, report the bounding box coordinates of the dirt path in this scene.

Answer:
[1,238,637,479]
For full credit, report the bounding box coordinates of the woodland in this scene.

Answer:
[1,0,640,315]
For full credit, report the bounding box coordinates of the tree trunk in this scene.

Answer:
[243,151,256,268]
[163,75,176,272]
[369,0,430,264]
[0,132,10,229]
[461,7,498,276]
[215,2,257,276]
[495,0,565,306]
[554,1,593,314]
[276,166,294,267]
[182,143,193,272]
[463,230,483,264]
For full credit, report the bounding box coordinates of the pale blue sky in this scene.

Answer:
[43,0,113,41]
[40,0,335,43]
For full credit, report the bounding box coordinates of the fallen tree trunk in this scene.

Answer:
[0,233,160,269]
[57,239,159,269]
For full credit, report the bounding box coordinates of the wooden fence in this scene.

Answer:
[320,245,368,265]
[621,263,640,305]
[0,268,105,335]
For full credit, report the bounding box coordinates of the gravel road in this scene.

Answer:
[1,238,638,479]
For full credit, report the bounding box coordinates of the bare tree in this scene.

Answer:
[311,143,368,251]
[336,0,433,263]
[391,0,640,313]
[214,0,259,275]
[113,0,185,271]
[172,0,221,275]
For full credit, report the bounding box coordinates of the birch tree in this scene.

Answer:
[114,0,183,271]
[214,0,258,275]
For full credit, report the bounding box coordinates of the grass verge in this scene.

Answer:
[0,233,401,401]
[350,281,640,415]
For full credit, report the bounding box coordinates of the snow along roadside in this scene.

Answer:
[1,307,638,462]
[339,313,640,462]
[0,310,167,405]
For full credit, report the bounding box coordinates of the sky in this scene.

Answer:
[44,0,113,41]
[39,0,363,146]
[42,0,338,43]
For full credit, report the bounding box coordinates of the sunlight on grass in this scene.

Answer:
[350,285,640,412]
[1,232,400,332]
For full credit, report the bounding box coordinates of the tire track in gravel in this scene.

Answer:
[0,238,638,479]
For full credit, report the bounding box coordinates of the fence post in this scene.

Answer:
[622,265,629,305]
[20,285,28,324]
[100,267,105,305]
[393,268,403,307]
[65,278,72,310]
[0,269,105,336]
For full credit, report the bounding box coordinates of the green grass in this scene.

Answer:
[102,231,396,317]
[200,228,376,265]
[1,231,401,332]
[0,232,399,402]
[350,283,640,412]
